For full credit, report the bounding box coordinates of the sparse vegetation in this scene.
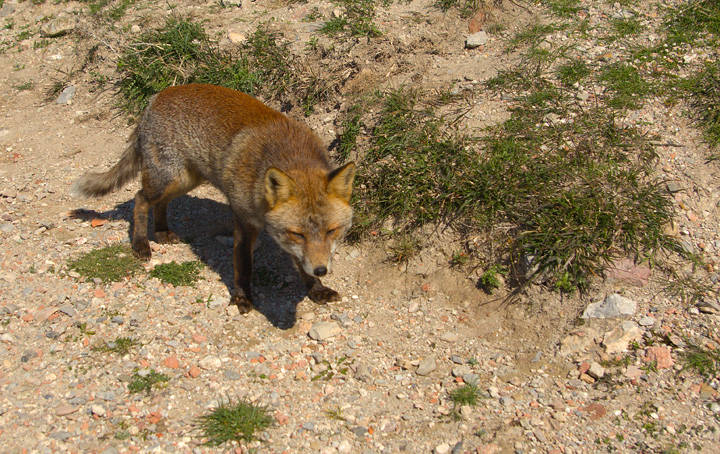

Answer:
[320,0,382,38]
[150,260,203,287]
[682,343,720,377]
[196,398,273,447]
[68,244,142,283]
[92,336,140,355]
[128,369,169,394]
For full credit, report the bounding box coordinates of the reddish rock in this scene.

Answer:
[644,346,674,369]
[189,366,201,378]
[578,362,591,374]
[581,403,607,421]
[468,11,485,33]
[90,219,107,227]
[93,288,106,298]
[192,333,207,344]
[605,258,652,287]
[164,355,179,369]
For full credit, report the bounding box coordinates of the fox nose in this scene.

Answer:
[313,266,327,277]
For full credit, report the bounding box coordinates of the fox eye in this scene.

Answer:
[287,231,305,242]
[326,228,337,236]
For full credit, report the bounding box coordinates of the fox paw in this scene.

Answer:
[308,287,341,305]
[155,230,183,244]
[132,240,152,261]
[231,294,254,314]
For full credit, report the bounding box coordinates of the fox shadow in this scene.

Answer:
[71,194,308,329]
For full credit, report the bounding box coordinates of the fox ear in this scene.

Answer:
[265,168,297,208]
[327,162,356,203]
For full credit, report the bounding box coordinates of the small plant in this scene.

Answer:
[324,407,343,420]
[479,265,504,294]
[450,251,470,267]
[128,370,169,394]
[93,336,140,355]
[449,382,482,408]
[68,244,142,283]
[196,398,273,447]
[388,233,421,264]
[13,81,34,91]
[150,261,203,287]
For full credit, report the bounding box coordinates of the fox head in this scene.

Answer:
[263,162,356,277]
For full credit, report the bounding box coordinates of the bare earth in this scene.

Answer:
[1,1,719,453]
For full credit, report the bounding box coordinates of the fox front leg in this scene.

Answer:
[231,218,257,314]
[293,257,341,304]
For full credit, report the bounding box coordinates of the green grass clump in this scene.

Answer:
[320,0,381,38]
[69,244,142,283]
[665,0,720,47]
[543,0,582,18]
[682,61,720,150]
[351,80,677,291]
[128,370,169,394]
[556,60,592,87]
[117,18,292,114]
[196,398,273,447]
[599,63,652,110]
[681,343,720,377]
[150,261,203,287]
[449,382,482,407]
[479,265,505,294]
[93,336,140,355]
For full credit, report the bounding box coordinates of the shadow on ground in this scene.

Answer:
[71,194,310,329]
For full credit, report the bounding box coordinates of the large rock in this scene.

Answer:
[582,294,637,319]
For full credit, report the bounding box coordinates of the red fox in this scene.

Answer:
[72,84,356,314]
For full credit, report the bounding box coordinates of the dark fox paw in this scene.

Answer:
[308,287,341,305]
[231,294,254,314]
[155,230,183,244]
[132,239,152,261]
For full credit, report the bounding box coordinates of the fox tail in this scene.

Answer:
[71,127,142,198]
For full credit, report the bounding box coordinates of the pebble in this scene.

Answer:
[416,355,437,376]
[91,404,107,417]
[638,316,655,326]
[466,31,488,49]
[435,443,451,454]
[56,86,76,105]
[199,355,222,370]
[499,396,514,406]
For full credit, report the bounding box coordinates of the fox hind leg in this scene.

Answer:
[132,188,153,260]
[132,168,200,259]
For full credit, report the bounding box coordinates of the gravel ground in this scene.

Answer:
[1,0,720,453]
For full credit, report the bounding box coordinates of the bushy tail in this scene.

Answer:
[71,127,142,198]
